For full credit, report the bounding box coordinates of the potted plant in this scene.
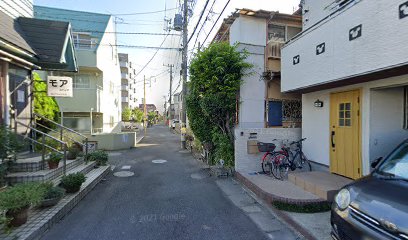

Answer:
[86,150,109,166]
[48,152,62,169]
[66,146,80,160]
[0,183,44,227]
[38,182,65,208]
[60,173,86,193]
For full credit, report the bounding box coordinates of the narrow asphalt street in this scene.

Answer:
[41,125,298,240]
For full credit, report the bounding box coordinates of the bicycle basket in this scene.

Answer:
[257,142,276,152]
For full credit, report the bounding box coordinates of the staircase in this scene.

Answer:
[5,112,92,185]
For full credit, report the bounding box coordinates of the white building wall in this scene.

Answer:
[369,87,407,162]
[282,0,408,92]
[235,128,301,172]
[96,17,121,133]
[0,0,33,18]
[301,0,335,29]
[302,74,408,176]
[230,16,266,128]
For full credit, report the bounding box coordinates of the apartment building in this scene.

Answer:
[34,6,122,134]
[212,9,303,172]
[119,53,137,110]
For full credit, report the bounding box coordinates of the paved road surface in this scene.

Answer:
[41,125,298,240]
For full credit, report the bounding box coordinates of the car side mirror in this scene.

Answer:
[371,157,383,169]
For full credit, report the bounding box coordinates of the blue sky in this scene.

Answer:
[34,0,300,111]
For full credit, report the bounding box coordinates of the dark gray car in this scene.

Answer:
[331,139,408,240]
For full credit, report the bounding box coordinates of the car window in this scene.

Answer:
[377,142,408,179]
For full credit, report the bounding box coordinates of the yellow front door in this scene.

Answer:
[330,90,361,179]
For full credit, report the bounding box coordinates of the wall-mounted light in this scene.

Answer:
[314,99,323,108]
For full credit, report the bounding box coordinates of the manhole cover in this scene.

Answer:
[113,171,134,177]
[152,160,167,164]
[109,152,122,157]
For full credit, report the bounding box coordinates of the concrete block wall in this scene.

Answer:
[234,128,301,173]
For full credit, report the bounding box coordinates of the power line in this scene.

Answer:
[202,0,231,46]
[112,7,178,16]
[74,43,179,50]
[187,0,210,44]
[192,0,217,51]
[73,29,181,36]
[135,34,170,78]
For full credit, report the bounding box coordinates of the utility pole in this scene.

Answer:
[181,0,188,124]
[181,0,188,149]
[143,75,147,136]
[163,64,174,122]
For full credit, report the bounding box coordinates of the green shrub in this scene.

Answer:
[48,152,63,163]
[0,125,24,161]
[86,150,108,166]
[212,130,234,167]
[0,183,45,211]
[40,182,65,200]
[60,173,86,193]
[272,201,331,213]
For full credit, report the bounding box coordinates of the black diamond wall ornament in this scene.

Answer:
[400,1,408,19]
[293,55,300,65]
[349,24,362,41]
[316,43,325,55]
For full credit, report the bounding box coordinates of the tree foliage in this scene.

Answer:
[132,108,144,123]
[187,42,252,166]
[147,111,158,125]
[33,73,60,122]
[122,107,132,121]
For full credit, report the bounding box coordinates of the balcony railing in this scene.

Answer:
[120,61,129,68]
[122,97,129,102]
[121,85,129,91]
[266,41,284,59]
[121,73,129,80]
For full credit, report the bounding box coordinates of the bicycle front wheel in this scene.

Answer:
[271,153,289,180]
[261,153,273,175]
[301,152,312,171]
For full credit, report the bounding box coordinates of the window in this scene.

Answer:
[339,103,352,127]
[268,25,286,42]
[73,74,91,88]
[63,116,91,132]
[72,32,97,49]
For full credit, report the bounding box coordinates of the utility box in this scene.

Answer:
[173,14,183,31]
[247,140,259,154]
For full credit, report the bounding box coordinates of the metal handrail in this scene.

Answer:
[33,113,87,139]
[35,122,84,147]
[15,120,68,175]
[16,121,65,145]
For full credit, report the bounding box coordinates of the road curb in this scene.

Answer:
[235,172,320,240]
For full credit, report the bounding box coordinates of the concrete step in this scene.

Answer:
[6,158,86,184]
[52,161,97,185]
[11,154,84,172]
[0,165,111,240]
[288,171,352,202]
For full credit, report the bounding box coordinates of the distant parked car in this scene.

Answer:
[331,139,408,240]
